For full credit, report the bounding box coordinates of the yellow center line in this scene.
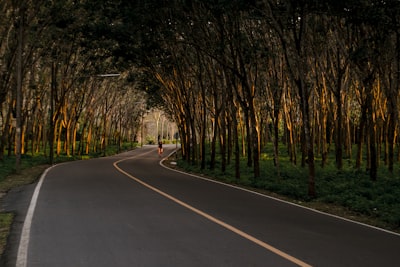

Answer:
[113,155,312,267]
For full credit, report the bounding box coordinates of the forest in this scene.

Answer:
[1,0,400,224]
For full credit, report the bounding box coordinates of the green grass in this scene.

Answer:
[175,144,400,232]
[0,213,13,256]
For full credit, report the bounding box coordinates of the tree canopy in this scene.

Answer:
[1,0,400,199]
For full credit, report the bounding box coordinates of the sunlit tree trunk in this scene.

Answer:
[356,103,367,170]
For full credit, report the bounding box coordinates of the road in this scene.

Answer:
[5,145,400,266]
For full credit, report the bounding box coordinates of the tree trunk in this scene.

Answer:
[366,90,378,181]
[298,79,316,198]
[219,115,226,173]
[272,108,280,176]
[86,124,92,155]
[200,90,207,170]
[227,114,232,166]
[356,105,367,170]
[72,122,78,156]
[248,97,260,179]
[233,107,240,180]
[56,121,63,157]
[210,118,217,170]
[335,89,343,169]
[243,108,252,168]
[190,116,197,166]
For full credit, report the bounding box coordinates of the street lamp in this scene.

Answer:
[15,6,25,173]
[96,74,120,77]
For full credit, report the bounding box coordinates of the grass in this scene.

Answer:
[170,144,400,233]
[0,162,50,260]
[0,213,13,258]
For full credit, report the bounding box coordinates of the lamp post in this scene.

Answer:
[96,74,120,77]
[49,62,56,165]
[15,6,24,173]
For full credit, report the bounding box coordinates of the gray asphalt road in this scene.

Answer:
[4,145,400,266]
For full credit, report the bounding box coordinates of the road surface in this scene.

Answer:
[4,145,400,266]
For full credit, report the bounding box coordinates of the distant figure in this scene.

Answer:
[158,140,163,157]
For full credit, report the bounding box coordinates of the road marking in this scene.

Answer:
[114,155,312,267]
[16,166,54,267]
[14,148,154,267]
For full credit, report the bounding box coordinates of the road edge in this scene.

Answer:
[15,166,54,267]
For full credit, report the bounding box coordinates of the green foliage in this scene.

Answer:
[145,135,156,145]
[0,142,137,183]
[0,154,48,183]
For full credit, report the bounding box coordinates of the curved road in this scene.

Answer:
[5,145,400,266]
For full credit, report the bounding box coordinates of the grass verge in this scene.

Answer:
[0,213,13,257]
[0,164,50,258]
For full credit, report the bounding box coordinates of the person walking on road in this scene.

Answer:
[158,140,163,157]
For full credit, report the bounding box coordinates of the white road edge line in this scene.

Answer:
[14,148,154,267]
[114,153,312,267]
[160,150,400,237]
[16,165,54,267]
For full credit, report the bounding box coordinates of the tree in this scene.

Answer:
[265,0,317,197]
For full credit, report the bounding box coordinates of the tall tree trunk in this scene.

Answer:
[233,107,240,180]
[243,108,252,168]
[200,87,206,170]
[335,86,343,170]
[190,116,197,166]
[387,29,400,173]
[272,107,280,176]
[283,97,296,165]
[15,9,24,172]
[72,122,78,156]
[227,74,240,179]
[210,118,217,170]
[248,97,260,178]
[0,102,14,161]
[356,104,367,170]
[66,120,72,157]
[219,115,226,173]
[345,115,352,159]
[388,102,397,173]
[197,50,207,170]
[227,114,232,166]
[86,124,92,155]
[367,89,378,181]
[56,121,62,157]
[298,79,316,198]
